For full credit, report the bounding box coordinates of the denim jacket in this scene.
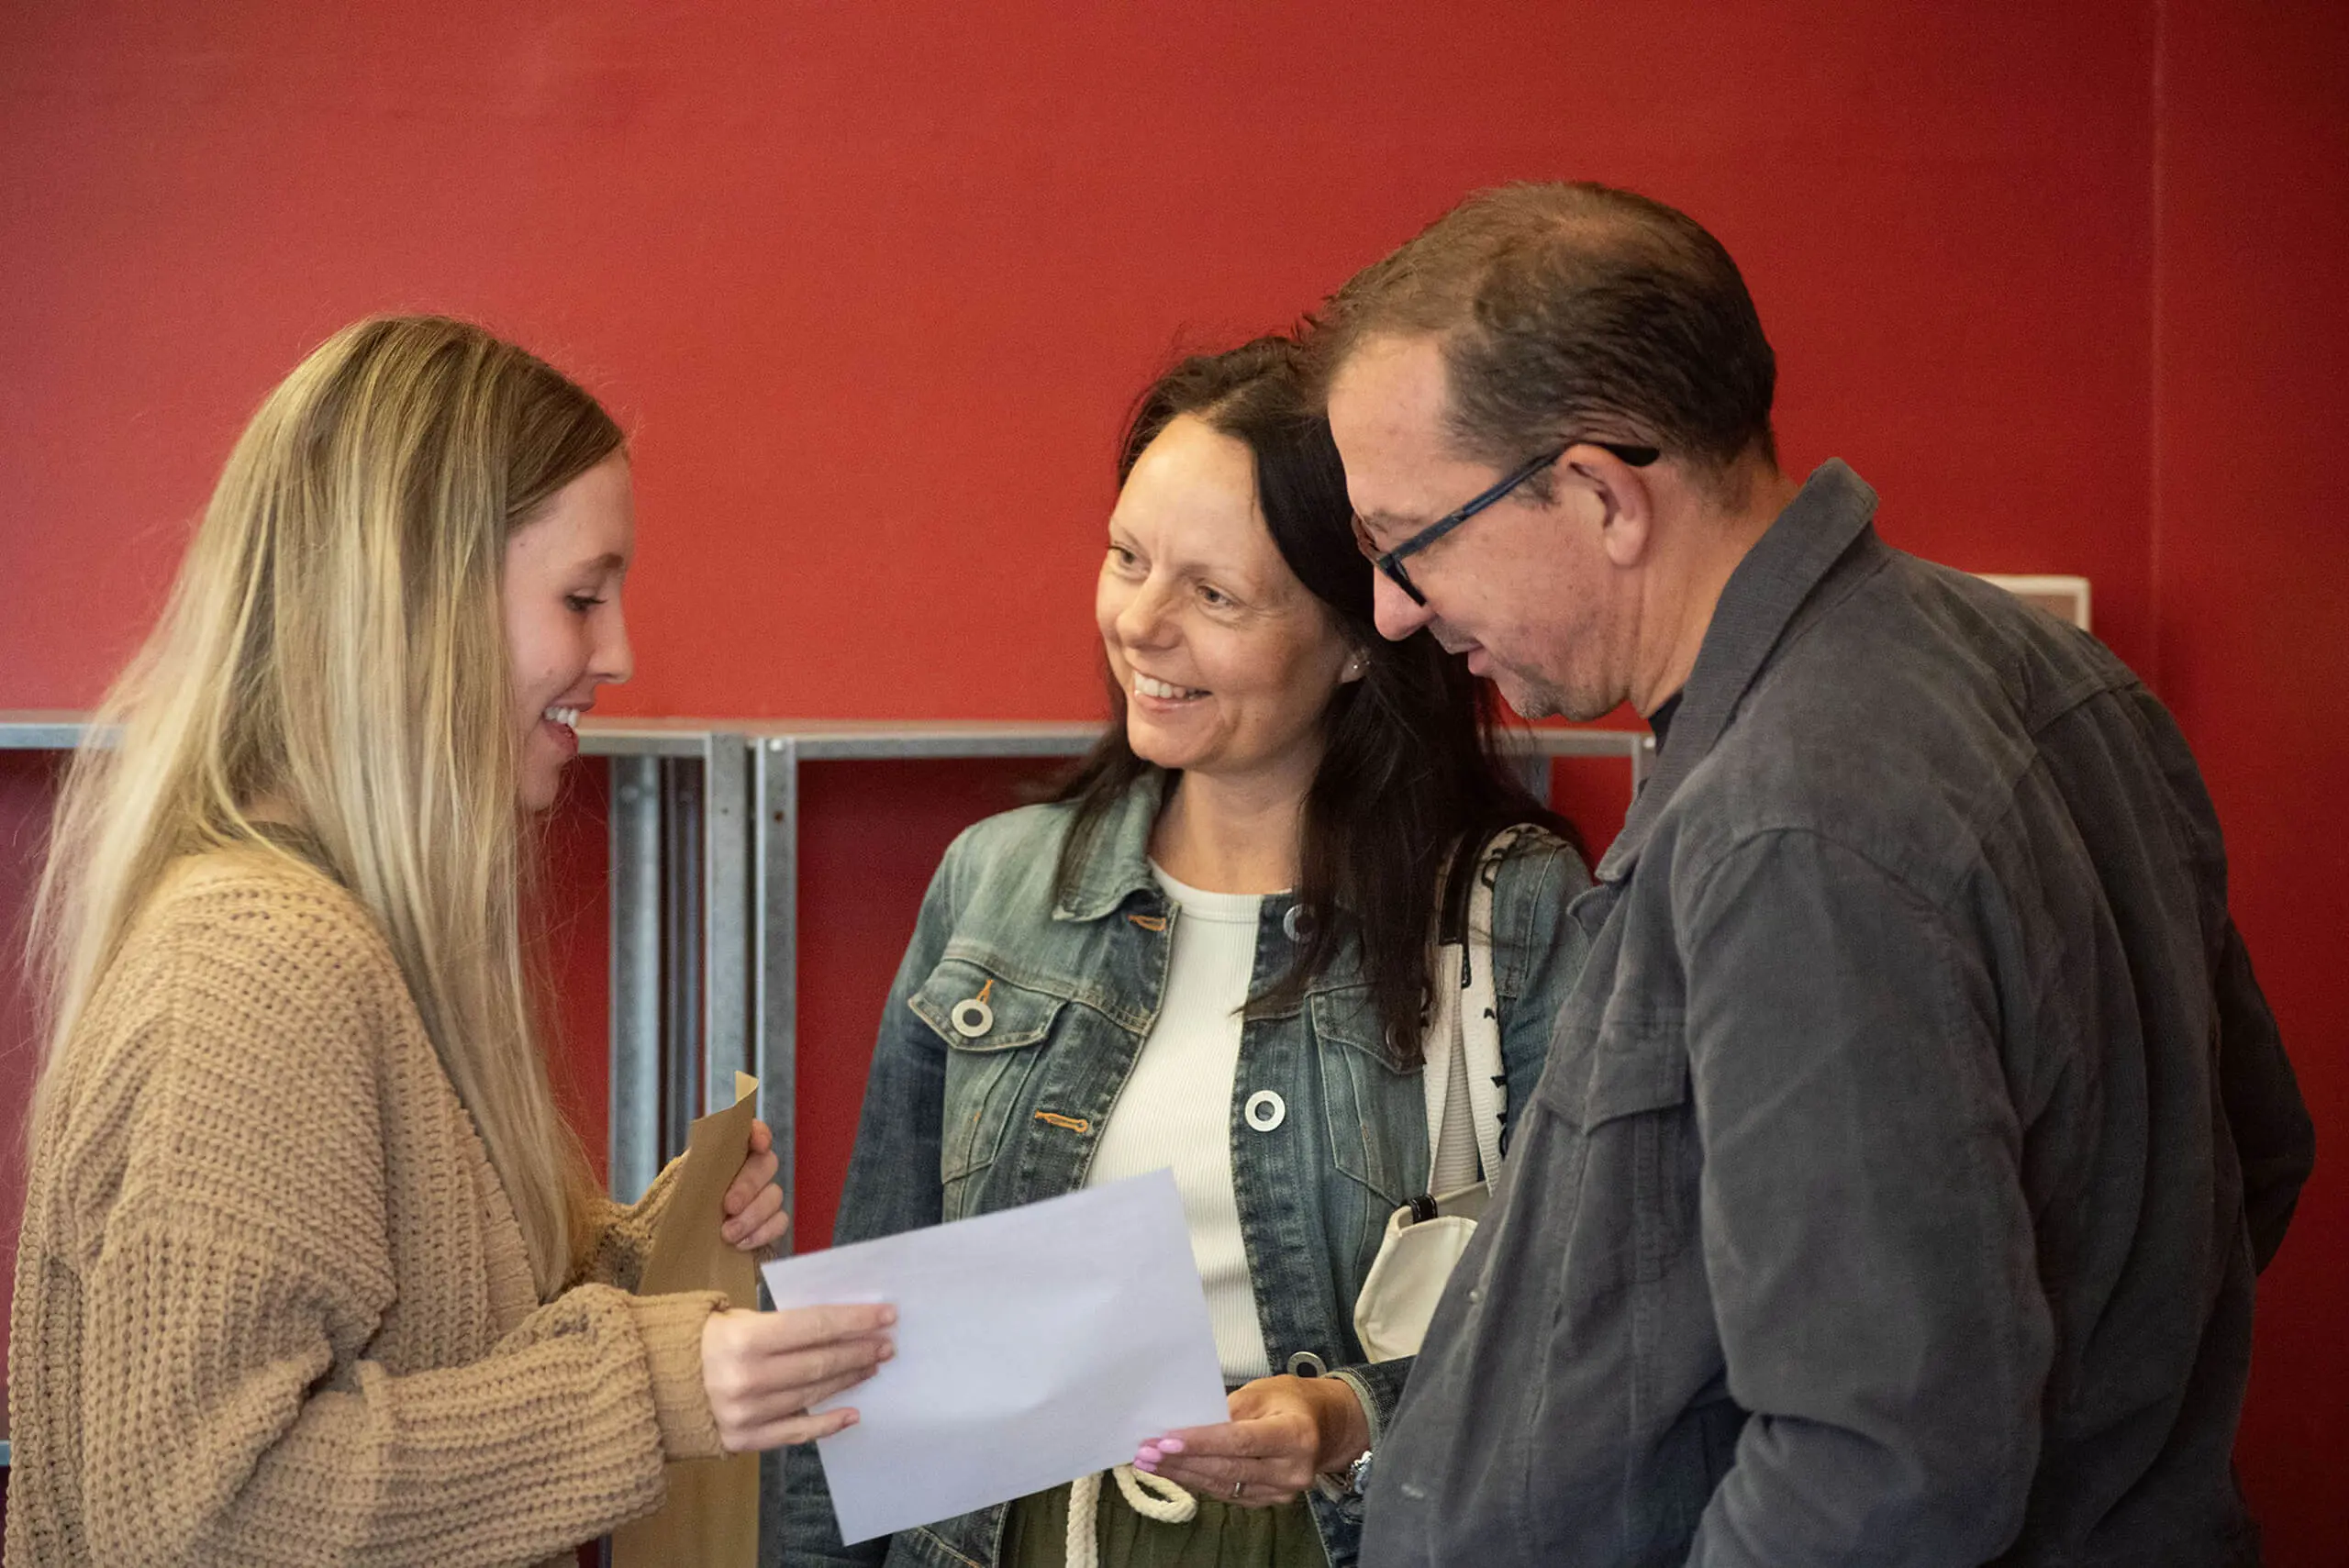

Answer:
[778,772,1592,1568]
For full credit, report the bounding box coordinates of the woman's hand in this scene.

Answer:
[1131,1373,1371,1507]
[720,1119,790,1251]
[700,1303,896,1451]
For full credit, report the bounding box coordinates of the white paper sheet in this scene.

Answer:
[761,1170,1229,1545]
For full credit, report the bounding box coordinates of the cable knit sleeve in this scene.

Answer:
[577,1142,789,1292]
[53,872,729,1567]
[574,1156,690,1292]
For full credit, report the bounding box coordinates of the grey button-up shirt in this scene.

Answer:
[1362,462,2313,1568]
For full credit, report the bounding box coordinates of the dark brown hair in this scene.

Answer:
[1311,182,1777,494]
[1052,336,1577,1068]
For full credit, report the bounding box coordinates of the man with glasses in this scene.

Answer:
[1310,182,2311,1567]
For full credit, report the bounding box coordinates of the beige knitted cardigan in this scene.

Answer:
[6,849,731,1567]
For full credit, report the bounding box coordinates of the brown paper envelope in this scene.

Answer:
[612,1071,763,1568]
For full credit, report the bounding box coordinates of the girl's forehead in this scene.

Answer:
[511,457,635,568]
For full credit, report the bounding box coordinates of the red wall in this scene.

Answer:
[0,756,59,1468]
[2,0,2340,1554]
[2154,3,2349,1554]
[1,0,2162,706]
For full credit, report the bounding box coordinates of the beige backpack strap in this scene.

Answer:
[1459,827,1528,1183]
[1419,936,1467,1180]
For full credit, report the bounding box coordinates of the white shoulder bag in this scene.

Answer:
[1351,828,1522,1363]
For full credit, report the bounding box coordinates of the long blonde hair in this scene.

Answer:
[28,315,621,1296]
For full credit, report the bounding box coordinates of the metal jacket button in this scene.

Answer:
[1286,1351,1327,1377]
[951,979,995,1039]
[1244,1089,1286,1132]
[1282,904,1310,942]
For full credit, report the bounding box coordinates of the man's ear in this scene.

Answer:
[1563,444,1656,569]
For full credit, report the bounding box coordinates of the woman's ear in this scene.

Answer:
[1340,646,1371,684]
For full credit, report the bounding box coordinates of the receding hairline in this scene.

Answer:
[1315,327,1569,475]
[1312,183,1712,364]
[1308,180,1778,493]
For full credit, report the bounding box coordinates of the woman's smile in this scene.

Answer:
[1097,417,1353,785]
[1130,671,1210,707]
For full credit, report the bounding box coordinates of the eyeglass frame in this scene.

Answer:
[1353,440,1661,606]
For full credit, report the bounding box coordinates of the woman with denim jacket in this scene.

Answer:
[782,337,1594,1568]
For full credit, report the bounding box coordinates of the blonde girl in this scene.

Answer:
[6,317,891,1567]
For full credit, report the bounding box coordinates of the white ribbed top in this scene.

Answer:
[1086,863,1273,1384]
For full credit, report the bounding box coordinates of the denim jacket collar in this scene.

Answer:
[1597,459,1880,884]
[1050,767,1174,921]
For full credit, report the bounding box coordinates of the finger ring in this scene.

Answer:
[1230,1479,1245,1500]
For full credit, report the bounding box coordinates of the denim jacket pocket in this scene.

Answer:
[908,957,1064,1194]
[1308,984,1425,1209]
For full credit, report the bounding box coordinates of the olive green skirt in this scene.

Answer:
[1001,1478,1323,1568]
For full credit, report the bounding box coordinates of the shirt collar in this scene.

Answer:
[1595,459,1881,884]
[1052,767,1175,920]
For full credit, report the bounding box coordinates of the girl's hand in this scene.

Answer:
[699,1303,896,1451]
[721,1119,790,1251]
[1131,1373,1370,1507]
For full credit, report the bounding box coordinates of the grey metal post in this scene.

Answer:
[702,732,751,1114]
[1630,730,1656,801]
[606,756,664,1204]
[749,737,799,1565]
[752,737,800,1240]
[660,757,704,1163]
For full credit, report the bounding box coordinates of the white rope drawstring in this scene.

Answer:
[1065,1464,1197,1568]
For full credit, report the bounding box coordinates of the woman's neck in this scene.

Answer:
[1148,755,1317,895]
[243,793,302,828]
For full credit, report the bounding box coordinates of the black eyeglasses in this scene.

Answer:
[1352,441,1660,606]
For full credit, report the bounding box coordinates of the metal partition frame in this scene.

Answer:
[739,720,1112,1240]
[0,710,1646,1490]
[1,712,1648,1220]
[718,717,1650,1260]
[580,724,713,1201]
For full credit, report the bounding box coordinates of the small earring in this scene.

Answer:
[1345,655,1368,679]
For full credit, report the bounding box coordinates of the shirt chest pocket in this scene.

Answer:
[1553,1020,1689,1128]
[909,958,1066,1193]
[1530,1008,1697,1294]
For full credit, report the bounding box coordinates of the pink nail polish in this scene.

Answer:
[1134,1457,1158,1473]
[1159,1438,1186,1454]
